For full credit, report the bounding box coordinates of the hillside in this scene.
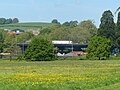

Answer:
[0,22,54,31]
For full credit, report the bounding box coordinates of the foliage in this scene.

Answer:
[49,26,70,40]
[77,20,97,43]
[0,18,6,25]
[98,10,115,41]
[0,20,97,44]
[62,20,78,27]
[39,20,97,44]
[62,21,70,27]
[16,32,33,43]
[79,20,97,35]
[24,36,55,61]
[3,33,17,55]
[51,19,60,24]
[0,18,19,25]
[5,18,12,24]
[40,28,52,35]
[115,7,120,14]
[69,20,78,27]
[115,12,120,48]
[3,34,16,48]
[86,36,111,60]
[12,18,19,23]
[3,32,30,55]
[0,29,5,53]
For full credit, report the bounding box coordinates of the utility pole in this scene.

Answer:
[72,42,73,52]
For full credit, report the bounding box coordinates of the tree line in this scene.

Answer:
[0,9,120,61]
[0,18,19,25]
[41,19,97,44]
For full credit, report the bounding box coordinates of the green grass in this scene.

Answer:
[0,22,54,31]
[1,60,120,90]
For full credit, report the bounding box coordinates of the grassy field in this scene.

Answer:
[0,22,54,31]
[0,60,120,90]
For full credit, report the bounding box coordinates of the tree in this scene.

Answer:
[24,36,55,61]
[51,19,60,24]
[49,26,70,40]
[115,7,120,14]
[16,32,33,43]
[69,20,97,44]
[40,28,51,35]
[113,11,120,50]
[3,34,17,56]
[5,18,12,24]
[98,10,115,41]
[0,30,4,53]
[79,20,97,36]
[62,21,78,27]
[86,36,111,60]
[115,12,120,47]
[39,20,97,44]
[62,21,70,26]
[0,18,6,25]
[69,21,78,27]
[12,18,19,23]
[116,12,120,34]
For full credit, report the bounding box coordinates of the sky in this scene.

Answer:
[0,0,120,27]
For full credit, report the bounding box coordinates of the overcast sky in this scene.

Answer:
[0,0,120,27]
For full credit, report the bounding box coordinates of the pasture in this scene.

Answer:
[0,22,54,31]
[0,60,120,90]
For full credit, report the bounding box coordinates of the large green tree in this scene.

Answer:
[0,18,6,25]
[98,10,115,41]
[86,36,111,60]
[51,19,60,24]
[115,12,120,47]
[62,21,70,27]
[115,7,120,14]
[116,12,120,34]
[70,20,97,43]
[3,34,17,55]
[5,18,12,24]
[0,30,5,53]
[12,18,19,23]
[24,36,55,61]
[62,21,78,27]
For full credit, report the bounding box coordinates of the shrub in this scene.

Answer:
[24,36,55,61]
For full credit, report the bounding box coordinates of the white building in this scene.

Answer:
[52,40,72,44]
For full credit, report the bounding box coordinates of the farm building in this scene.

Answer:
[7,29,25,35]
[52,40,72,44]
[17,40,88,56]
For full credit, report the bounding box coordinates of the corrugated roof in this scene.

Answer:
[52,40,72,44]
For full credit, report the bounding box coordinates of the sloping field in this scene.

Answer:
[0,22,54,30]
[0,60,120,90]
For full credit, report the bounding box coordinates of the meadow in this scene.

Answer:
[0,60,120,90]
[0,22,54,31]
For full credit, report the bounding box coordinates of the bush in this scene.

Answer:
[86,36,111,60]
[24,36,55,61]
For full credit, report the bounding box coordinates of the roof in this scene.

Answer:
[52,40,72,44]
[10,29,24,34]
[11,29,24,32]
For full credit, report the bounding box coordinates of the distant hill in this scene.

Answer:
[0,22,54,31]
